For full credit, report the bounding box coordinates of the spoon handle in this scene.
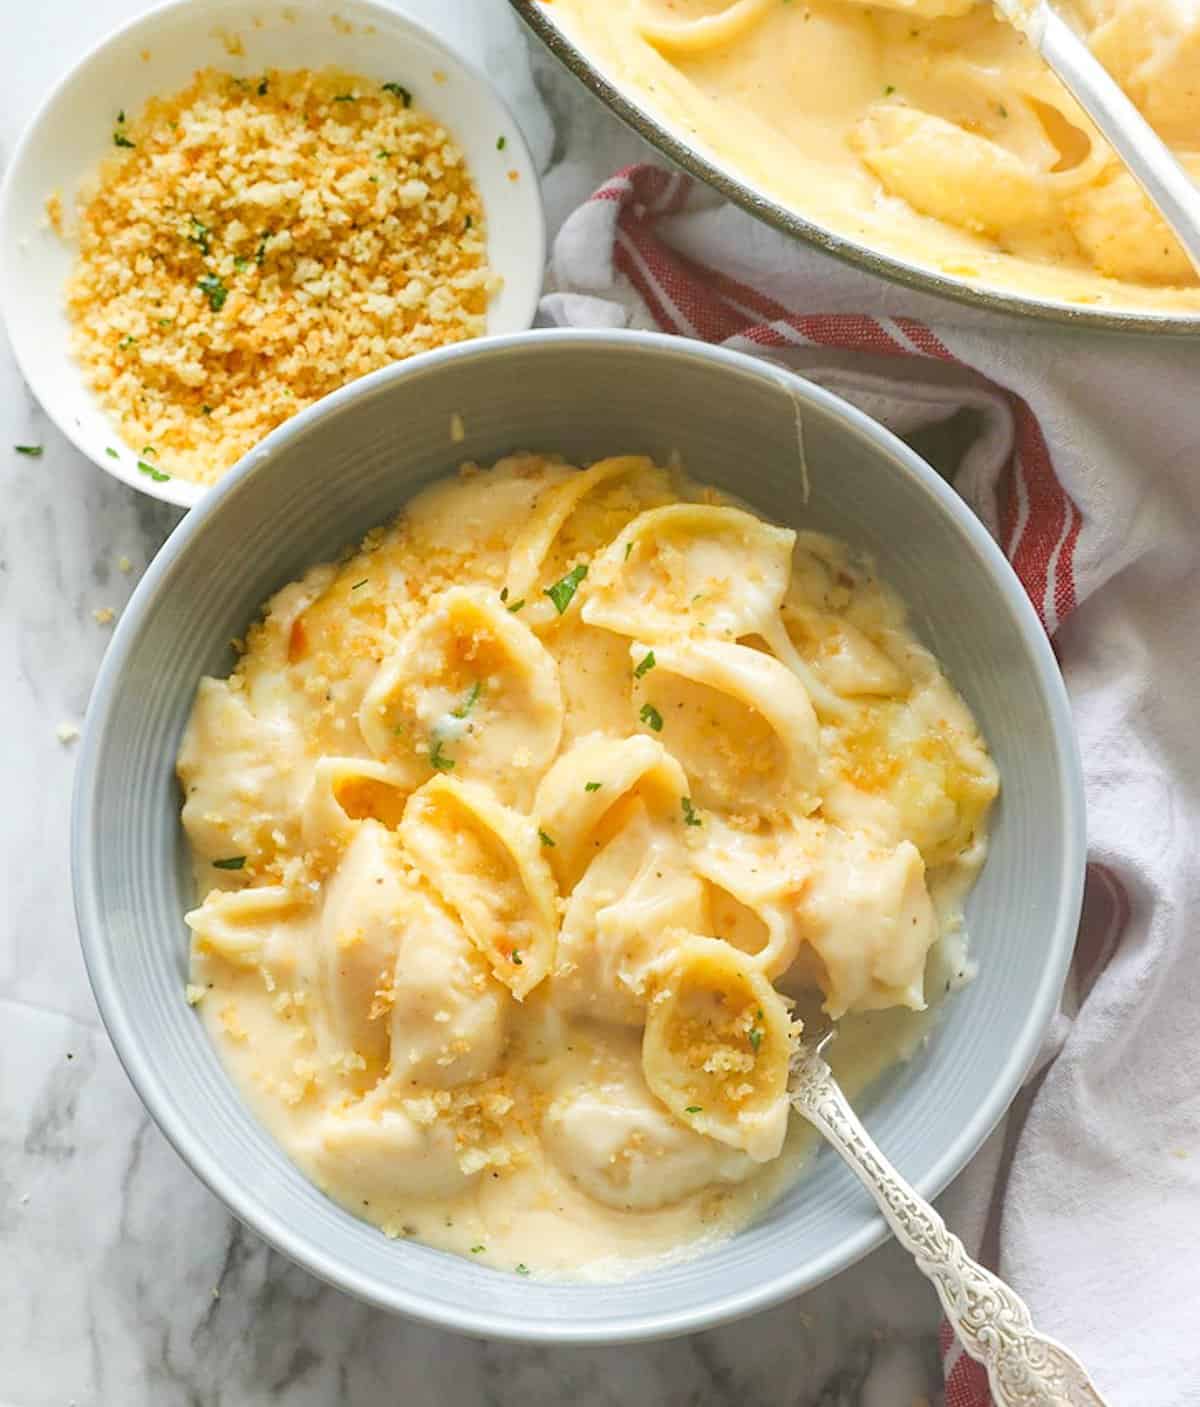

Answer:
[788,1052,1110,1407]
[1029,3,1200,276]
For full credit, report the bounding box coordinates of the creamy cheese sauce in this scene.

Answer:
[549,0,1200,313]
[178,454,996,1279]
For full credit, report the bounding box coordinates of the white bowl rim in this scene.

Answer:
[0,0,544,511]
[71,326,1087,1344]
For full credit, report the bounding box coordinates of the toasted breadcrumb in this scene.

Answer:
[62,68,495,486]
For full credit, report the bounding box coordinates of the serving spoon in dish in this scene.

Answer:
[788,1021,1110,1406]
[993,0,1200,277]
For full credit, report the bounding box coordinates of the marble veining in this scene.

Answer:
[0,3,943,1403]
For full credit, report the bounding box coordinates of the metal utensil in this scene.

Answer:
[995,0,1200,277]
[789,1021,1110,1406]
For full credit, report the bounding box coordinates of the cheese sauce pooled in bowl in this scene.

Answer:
[177,454,997,1279]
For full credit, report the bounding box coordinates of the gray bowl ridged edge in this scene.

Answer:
[509,0,1200,339]
[71,328,1087,1343]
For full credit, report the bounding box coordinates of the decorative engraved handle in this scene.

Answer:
[789,1051,1110,1407]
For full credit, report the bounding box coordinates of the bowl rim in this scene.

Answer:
[0,0,545,511]
[71,327,1087,1343]
[509,0,1200,339]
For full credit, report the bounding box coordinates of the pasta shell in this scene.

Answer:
[534,732,689,892]
[582,503,796,644]
[386,885,509,1089]
[303,1097,476,1202]
[544,1068,756,1210]
[177,678,308,874]
[786,831,937,1018]
[850,105,1055,238]
[185,884,309,968]
[301,756,412,868]
[358,586,563,808]
[643,936,794,1162]
[505,455,662,626]
[628,637,821,816]
[688,814,818,977]
[316,822,410,1073]
[555,803,708,1025]
[399,776,558,1000]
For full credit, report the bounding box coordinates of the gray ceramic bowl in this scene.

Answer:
[72,329,1085,1344]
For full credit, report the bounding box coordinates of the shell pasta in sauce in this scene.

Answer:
[549,0,1200,313]
[178,454,997,1277]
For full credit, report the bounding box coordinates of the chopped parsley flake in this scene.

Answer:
[544,563,588,615]
[499,587,509,602]
[884,84,896,96]
[197,273,228,311]
[685,1106,702,1114]
[584,781,602,792]
[429,737,455,772]
[464,215,473,231]
[187,216,211,255]
[514,1262,529,1275]
[452,680,482,718]
[382,82,413,106]
[14,444,43,457]
[118,335,137,349]
[506,598,526,614]
[351,579,368,590]
[212,856,246,871]
[201,405,213,416]
[681,796,702,827]
[624,540,633,561]
[233,255,249,272]
[113,131,135,149]
[137,459,170,483]
[470,1245,485,1254]
[105,446,119,458]
[258,78,269,96]
[639,702,663,732]
[496,135,507,150]
[748,1027,763,1053]
[539,829,556,848]
[511,950,523,966]
[633,650,656,679]
[255,230,272,266]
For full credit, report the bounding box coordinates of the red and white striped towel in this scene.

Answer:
[543,165,1200,1407]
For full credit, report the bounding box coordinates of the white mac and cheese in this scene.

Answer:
[178,455,997,1277]
[550,0,1200,313]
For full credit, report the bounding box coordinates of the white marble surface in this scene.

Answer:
[0,4,944,1403]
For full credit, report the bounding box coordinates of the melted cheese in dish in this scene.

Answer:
[178,454,997,1279]
[549,0,1200,314]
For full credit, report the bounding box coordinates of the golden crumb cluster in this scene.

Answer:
[62,68,495,485]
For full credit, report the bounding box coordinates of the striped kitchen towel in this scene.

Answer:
[543,164,1200,1407]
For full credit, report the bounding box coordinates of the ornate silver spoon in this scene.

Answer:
[788,1022,1110,1406]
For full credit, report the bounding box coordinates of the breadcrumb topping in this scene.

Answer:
[62,67,495,485]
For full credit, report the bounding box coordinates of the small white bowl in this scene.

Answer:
[0,0,544,509]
